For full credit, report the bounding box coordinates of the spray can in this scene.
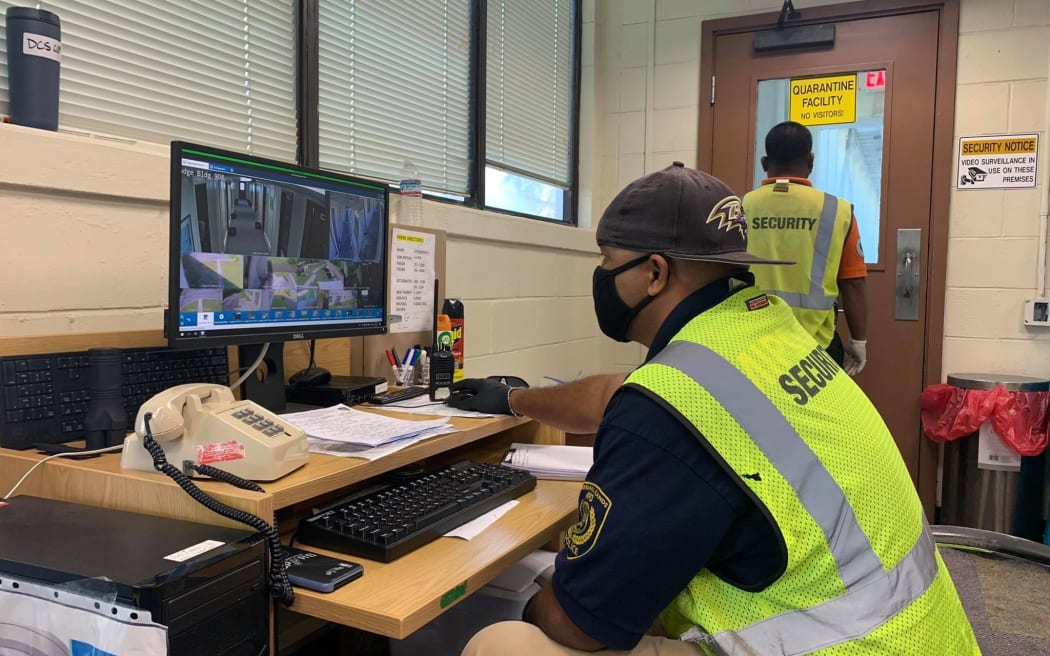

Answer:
[442,299,464,382]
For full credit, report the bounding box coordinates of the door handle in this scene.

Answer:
[901,252,914,298]
[895,229,920,321]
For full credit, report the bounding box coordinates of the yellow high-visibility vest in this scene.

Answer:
[626,288,979,655]
[743,180,853,347]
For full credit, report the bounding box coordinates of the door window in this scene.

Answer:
[753,70,886,263]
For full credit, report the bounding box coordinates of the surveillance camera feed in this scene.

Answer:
[175,147,387,341]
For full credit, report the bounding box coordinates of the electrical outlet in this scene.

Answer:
[1024,298,1050,326]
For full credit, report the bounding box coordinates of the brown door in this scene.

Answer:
[699,1,958,513]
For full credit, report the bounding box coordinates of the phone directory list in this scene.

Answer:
[176,150,387,338]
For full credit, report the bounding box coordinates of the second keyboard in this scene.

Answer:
[297,461,537,562]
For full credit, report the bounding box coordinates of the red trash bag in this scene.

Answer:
[991,389,1050,456]
[921,383,1050,456]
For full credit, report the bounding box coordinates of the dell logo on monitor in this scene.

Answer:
[292,332,306,340]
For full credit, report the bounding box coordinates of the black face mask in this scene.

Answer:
[592,254,654,343]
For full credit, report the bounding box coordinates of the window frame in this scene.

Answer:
[297,0,582,225]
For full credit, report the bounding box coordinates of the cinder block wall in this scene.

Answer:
[0,129,603,388]
[592,0,1050,377]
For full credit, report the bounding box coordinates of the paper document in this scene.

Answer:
[389,228,436,333]
[281,404,451,447]
[374,394,496,419]
[306,424,459,461]
[443,500,519,540]
[502,443,593,481]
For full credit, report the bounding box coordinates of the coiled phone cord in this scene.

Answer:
[141,412,295,606]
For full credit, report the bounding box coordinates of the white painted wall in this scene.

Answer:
[943,0,1050,375]
[590,0,1050,379]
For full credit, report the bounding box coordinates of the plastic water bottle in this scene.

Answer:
[398,160,423,226]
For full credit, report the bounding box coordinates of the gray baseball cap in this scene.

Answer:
[596,162,792,265]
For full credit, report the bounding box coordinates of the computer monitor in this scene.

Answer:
[168,142,389,410]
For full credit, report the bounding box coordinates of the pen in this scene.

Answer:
[403,349,420,386]
[411,348,424,384]
[385,350,400,381]
[391,346,401,367]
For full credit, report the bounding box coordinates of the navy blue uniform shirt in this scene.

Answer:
[551,273,782,650]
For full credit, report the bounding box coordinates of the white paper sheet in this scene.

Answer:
[977,420,1022,471]
[389,228,436,333]
[443,500,519,540]
[307,425,459,461]
[281,404,451,447]
[372,394,496,419]
[502,443,593,480]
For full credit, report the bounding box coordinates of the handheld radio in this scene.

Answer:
[429,280,456,401]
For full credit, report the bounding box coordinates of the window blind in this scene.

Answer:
[0,0,296,160]
[318,0,472,195]
[486,0,573,186]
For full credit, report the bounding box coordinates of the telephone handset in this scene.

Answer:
[121,383,309,481]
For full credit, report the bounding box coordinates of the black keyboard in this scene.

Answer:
[297,461,537,562]
[0,346,229,450]
[368,386,428,405]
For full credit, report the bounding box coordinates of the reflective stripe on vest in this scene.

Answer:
[650,339,939,654]
[760,290,837,310]
[764,192,839,312]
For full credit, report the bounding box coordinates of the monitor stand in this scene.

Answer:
[238,342,287,413]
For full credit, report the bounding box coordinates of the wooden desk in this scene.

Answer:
[0,410,580,642]
[294,480,579,638]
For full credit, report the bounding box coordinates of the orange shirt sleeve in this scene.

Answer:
[838,215,868,279]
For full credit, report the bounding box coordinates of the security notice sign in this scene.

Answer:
[789,74,856,126]
[957,134,1039,189]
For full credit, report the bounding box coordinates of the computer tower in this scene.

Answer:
[0,496,269,656]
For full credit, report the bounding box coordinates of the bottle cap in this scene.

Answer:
[6,7,61,26]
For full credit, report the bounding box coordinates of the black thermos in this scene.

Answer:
[5,7,61,130]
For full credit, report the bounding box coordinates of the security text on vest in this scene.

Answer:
[779,347,839,405]
[751,216,818,231]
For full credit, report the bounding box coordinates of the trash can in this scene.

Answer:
[925,373,1050,541]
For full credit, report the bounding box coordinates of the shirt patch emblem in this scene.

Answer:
[565,482,612,560]
[746,294,770,311]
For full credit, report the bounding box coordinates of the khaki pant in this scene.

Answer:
[462,621,700,656]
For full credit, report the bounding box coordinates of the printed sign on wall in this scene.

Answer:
[388,228,436,333]
[957,134,1039,189]
[789,74,857,126]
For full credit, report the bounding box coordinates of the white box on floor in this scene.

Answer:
[390,550,556,656]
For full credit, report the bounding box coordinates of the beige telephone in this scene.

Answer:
[121,383,309,481]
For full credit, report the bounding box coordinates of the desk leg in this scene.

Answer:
[338,627,390,656]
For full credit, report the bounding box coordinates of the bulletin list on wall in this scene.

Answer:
[389,228,436,333]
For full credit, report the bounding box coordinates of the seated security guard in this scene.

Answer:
[458,164,978,655]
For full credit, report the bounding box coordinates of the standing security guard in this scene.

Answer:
[744,121,869,374]
[461,164,977,656]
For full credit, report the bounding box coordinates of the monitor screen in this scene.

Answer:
[168,142,389,348]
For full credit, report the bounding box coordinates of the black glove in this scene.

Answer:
[446,378,515,415]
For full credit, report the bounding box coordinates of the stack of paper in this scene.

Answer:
[501,443,593,481]
[281,404,458,461]
[373,394,496,419]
